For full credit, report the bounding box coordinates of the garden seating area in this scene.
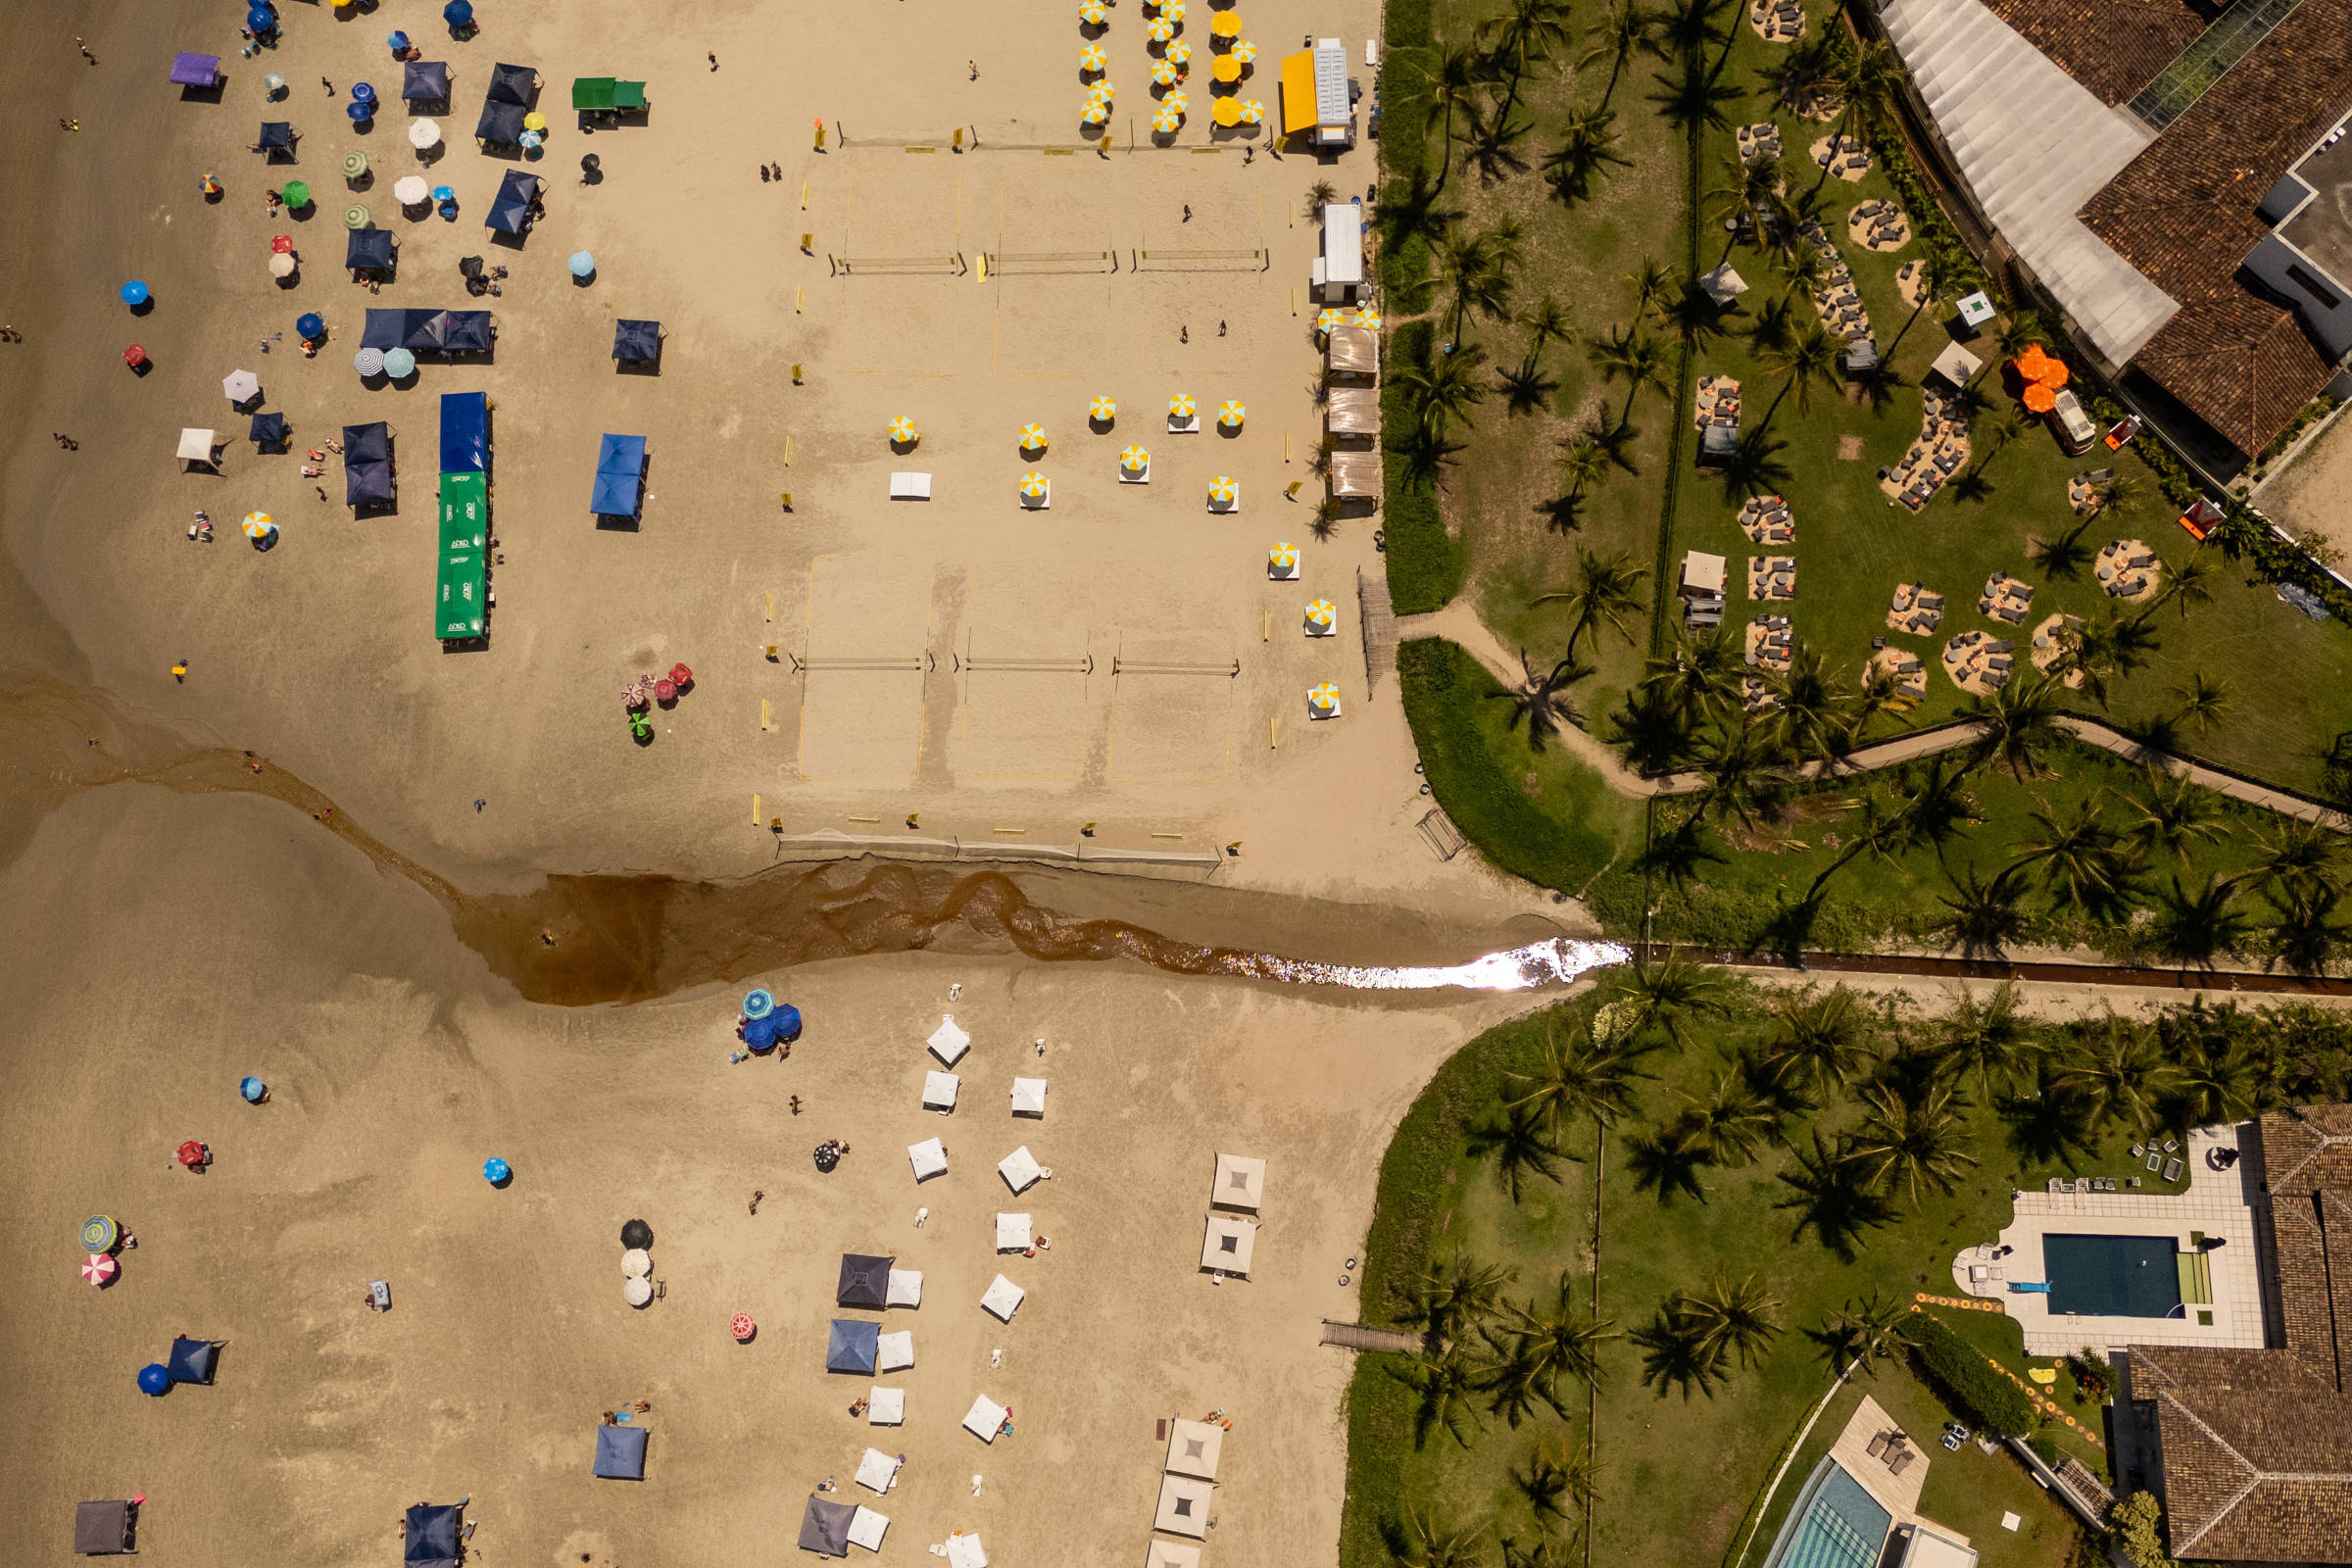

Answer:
[1980,570,2035,624]
[1886,581,1943,635]
[1738,493,1795,545]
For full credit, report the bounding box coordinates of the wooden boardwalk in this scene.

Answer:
[1357,568,1398,690]
[1319,1320,1421,1353]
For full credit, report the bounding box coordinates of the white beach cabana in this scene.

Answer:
[962,1393,1010,1444]
[946,1533,987,1568]
[848,1507,889,1552]
[908,1137,948,1181]
[1154,1475,1216,1539]
[1325,385,1379,435]
[1930,339,1984,390]
[1212,1153,1266,1212]
[1327,450,1381,499]
[1147,1542,1202,1568]
[996,1212,1032,1251]
[876,1331,914,1372]
[856,1447,902,1495]
[1201,1214,1257,1275]
[928,1015,971,1066]
[1010,1077,1048,1117]
[867,1386,906,1424]
[1325,322,1378,376]
[923,1070,961,1111]
[176,427,220,464]
[980,1273,1026,1322]
[999,1146,1045,1194]
[1165,1418,1224,1479]
[887,1267,923,1307]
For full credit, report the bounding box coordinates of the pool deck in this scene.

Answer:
[1953,1122,2268,1355]
[1829,1395,1932,1526]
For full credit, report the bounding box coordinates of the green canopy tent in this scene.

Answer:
[439,471,487,552]
[570,77,648,113]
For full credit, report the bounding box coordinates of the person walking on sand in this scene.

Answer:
[709,52,719,70]
[969,60,979,79]
[172,660,188,683]
[1179,324,1188,343]
[1183,204,1192,222]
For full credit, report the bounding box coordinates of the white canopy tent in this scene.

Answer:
[980,1273,1026,1322]
[847,1507,889,1552]
[867,1385,906,1425]
[1147,1542,1203,1568]
[1165,1418,1224,1480]
[876,1330,914,1372]
[927,1015,971,1066]
[1154,1475,1216,1540]
[946,1533,988,1568]
[1201,1214,1257,1275]
[996,1212,1032,1251]
[998,1146,1045,1194]
[962,1393,1010,1444]
[1325,385,1378,435]
[1325,323,1377,376]
[907,1137,948,1181]
[855,1447,901,1495]
[176,427,219,462]
[1211,1153,1266,1212]
[1009,1076,1048,1117]
[922,1070,961,1111]
[886,1267,923,1307]
[1929,339,1984,390]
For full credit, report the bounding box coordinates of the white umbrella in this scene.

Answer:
[393,174,430,205]
[408,118,441,149]
[268,253,295,277]
[622,1276,653,1307]
[221,368,261,403]
[622,1248,652,1278]
[354,347,385,376]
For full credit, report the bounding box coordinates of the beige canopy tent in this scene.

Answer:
[855,1447,901,1495]
[927,1014,971,1065]
[921,1070,960,1110]
[980,1272,1026,1322]
[1930,340,1984,390]
[876,1330,914,1371]
[1200,1214,1257,1275]
[847,1507,890,1552]
[1211,1153,1266,1212]
[867,1385,906,1425]
[907,1137,948,1181]
[996,1211,1033,1250]
[1154,1475,1216,1540]
[1165,1418,1224,1480]
[1325,323,1378,377]
[1681,551,1727,597]
[886,1267,923,1306]
[177,427,220,465]
[962,1393,1010,1444]
[999,1145,1045,1194]
[1009,1076,1048,1117]
[1328,451,1382,499]
[1147,1542,1203,1568]
[1325,386,1379,436]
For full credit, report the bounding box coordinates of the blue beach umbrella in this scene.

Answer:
[568,251,596,278]
[381,347,416,377]
[346,101,372,122]
[444,0,474,24]
[80,1215,120,1252]
[773,1004,804,1043]
[432,184,455,203]
[296,312,325,340]
[138,1364,172,1396]
[482,1156,511,1185]
[240,1076,267,1103]
[121,280,149,306]
[248,8,275,33]
[387,30,411,52]
[352,81,376,104]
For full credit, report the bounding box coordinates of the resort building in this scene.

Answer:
[1875,0,2352,468]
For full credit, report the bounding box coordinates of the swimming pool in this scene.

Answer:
[1760,1457,1893,1568]
[2043,1233,2184,1317]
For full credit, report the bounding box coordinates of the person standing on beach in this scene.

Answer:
[76,36,95,63]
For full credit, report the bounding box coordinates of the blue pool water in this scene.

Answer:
[1761,1457,1893,1568]
[2043,1233,2184,1317]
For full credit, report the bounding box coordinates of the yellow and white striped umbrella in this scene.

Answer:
[888,416,918,444]
[1119,445,1151,472]
[1079,0,1107,22]
[1020,470,1049,498]
[1152,59,1181,86]
[1163,89,1189,115]
[1164,39,1192,66]
[1217,399,1245,428]
[241,511,275,538]
[1352,305,1383,330]
[1079,43,1107,73]
[1315,307,1344,334]
[1089,80,1116,103]
[1238,99,1264,124]
[1307,682,1341,714]
[1228,37,1255,63]
[1210,11,1243,36]
[1081,99,1109,126]
[1089,394,1117,421]
[1209,474,1240,504]
[1147,16,1177,41]
[1019,422,1049,452]
[1269,541,1299,573]
[1151,104,1181,133]
[1169,393,1198,420]
[1306,598,1337,631]
[1161,1,1187,20]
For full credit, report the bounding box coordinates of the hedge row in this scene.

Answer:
[1382,319,1465,612]
[1914,1314,2039,1436]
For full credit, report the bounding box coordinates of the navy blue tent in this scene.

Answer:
[591,433,647,517]
[441,392,488,472]
[593,1425,648,1480]
[347,227,396,273]
[344,421,393,506]
[799,1497,856,1559]
[165,1338,217,1385]
[612,318,662,362]
[837,1254,892,1309]
[249,412,289,451]
[476,62,537,144]
[405,1505,462,1568]
[256,122,294,159]
[402,60,452,103]
[824,1318,879,1375]
[362,309,493,354]
[485,170,541,235]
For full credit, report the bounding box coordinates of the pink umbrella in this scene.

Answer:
[654,678,677,704]
[730,1313,756,1342]
[82,1252,119,1286]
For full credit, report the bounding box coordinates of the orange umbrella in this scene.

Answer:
[2013,343,2049,379]
[2022,383,2056,414]
[2037,358,2071,389]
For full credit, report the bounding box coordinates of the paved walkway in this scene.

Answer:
[1394,615,2350,829]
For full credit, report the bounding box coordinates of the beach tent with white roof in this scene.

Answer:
[998,1146,1044,1194]
[908,1137,948,1181]
[876,1330,914,1371]
[996,1212,1032,1251]
[176,428,219,465]
[855,1447,901,1495]
[980,1273,1026,1322]
[1147,1541,1202,1568]
[847,1507,889,1552]
[867,1385,906,1424]
[1164,1418,1223,1480]
[923,1071,960,1110]
[928,1015,971,1065]
[1212,1153,1266,1212]
[962,1393,1010,1443]
[946,1534,987,1568]
[1154,1476,1215,1539]
[1010,1077,1047,1117]
[887,1267,923,1307]
[1201,1215,1257,1275]
[798,1496,857,1558]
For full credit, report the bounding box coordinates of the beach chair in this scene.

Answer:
[2165,1159,2182,1182]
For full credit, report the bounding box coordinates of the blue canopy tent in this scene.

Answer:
[255,121,295,161]
[405,1505,462,1568]
[824,1318,879,1375]
[440,391,488,472]
[485,169,541,236]
[165,1337,218,1385]
[402,60,452,103]
[475,62,538,145]
[346,227,396,275]
[249,412,289,452]
[362,309,493,354]
[171,52,222,89]
[593,1425,648,1481]
[591,433,647,518]
[612,318,662,363]
[344,421,394,507]
[799,1497,857,1559]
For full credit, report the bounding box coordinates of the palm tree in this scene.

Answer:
[1650,277,1729,351]
[1707,151,1785,263]
[1495,354,1561,416]
[1510,1440,1603,1528]
[1395,337,1491,435]
[1419,41,1494,189]
[1494,1290,1619,1413]
[2267,878,2346,975]
[1775,1131,1896,1260]
[1693,723,1788,830]
[1376,166,1460,265]
[1544,104,1633,204]
[1600,955,1725,1050]
[1657,0,1734,63]
[1768,644,1846,764]
[2170,670,2231,737]
[1965,670,2065,780]
[1489,648,1592,752]
[2252,817,2344,908]
[1811,36,1905,197]
[1584,412,1642,475]
[1744,291,1798,358]
[2014,799,2139,922]
[1720,426,1795,499]
[2029,518,2097,582]
[1530,548,1648,661]
[1756,29,1837,114]
[1394,422,1469,491]
[2095,469,2148,521]
[1754,323,1840,436]
[1461,98,1536,186]
[1437,225,1522,345]
[1804,760,1980,904]
[1990,308,2048,363]
[2117,766,2226,863]
[1404,1346,1488,1447]
[1577,0,1662,110]
[1588,321,1668,427]
[1508,1021,1653,1138]
[1499,1537,1577,1568]
[2157,1018,2263,1133]
[1466,1101,1571,1201]
[1684,1068,1782,1165]
[2055,1014,2174,1135]
[1555,436,1610,508]
[1397,1504,1490,1568]
[1678,1273,1783,1369]
[1844,1080,1979,1204]
[1819,1289,1923,1375]
[2059,609,2163,710]
[1520,296,1576,358]
[1626,1122,1709,1205]
[1645,629,1744,727]
[2155,548,2220,620]
[1930,862,2034,957]
[1631,1306,1725,1399]
[1635,814,1727,895]
[1648,56,1743,136]
[1481,0,1573,123]
[1411,1253,1519,1346]
[1765,986,1878,1096]
[1933,981,2039,1099]
[1301,179,1341,223]
[1999,1063,2102,1165]
[1611,680,1700,772]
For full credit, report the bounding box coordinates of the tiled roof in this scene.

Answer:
[1980,0,2212,104]
[2128,292,2339,460]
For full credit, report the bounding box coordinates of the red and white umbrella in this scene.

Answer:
[82,1252,119,1286]
[730,1313,756,1342]
[176,1140,206,1168]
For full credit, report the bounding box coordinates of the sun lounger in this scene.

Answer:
[889,471,932,500]
[1867,1432,1891,1457]
[1888,1448,1914,1475]
[2165,1158,2182,1182]
[2146,1152,2164,1172]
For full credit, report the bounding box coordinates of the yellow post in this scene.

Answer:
[784,436,795,466]
[1261,610,1270,642]
[752,793,762,826]
[795,283,805,314]
[801,232,814,254]
[764,592,774,622]
[953,127,964,150]
[760,698,772,731]
[1285,479,1303,499]
[1283,431,1293,463]
[800,179,810,209]
[813,119,826,150]
[1290,286,1298,316]
[1270,715,1279,749]
[976,254,988,282]
[779,491,794,510]
[760,643,780,660]
[792,363,804,384]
